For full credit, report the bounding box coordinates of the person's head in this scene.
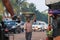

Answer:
[48,24,52,31]
[48,24,50,26]
[26,18,30,22]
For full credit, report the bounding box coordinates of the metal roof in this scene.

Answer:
[45,0,60,5]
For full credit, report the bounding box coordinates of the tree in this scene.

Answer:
[8,0,48,23]
[29,3,36,12]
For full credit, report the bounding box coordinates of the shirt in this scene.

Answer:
[24,21,32,32]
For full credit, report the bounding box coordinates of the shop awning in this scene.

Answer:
[49,9,60,14]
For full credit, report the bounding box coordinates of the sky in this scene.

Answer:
[26,0,48,12]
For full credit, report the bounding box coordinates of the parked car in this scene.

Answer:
[16,21,25,32]
[32,22,43,31]
[36,21,48,30]
[32,21,48,31]
[3,20,17,33]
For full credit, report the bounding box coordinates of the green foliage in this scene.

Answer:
[34,10,48,23]
[14,0,48,23]
[46,29,53,37]
[29,3,36,12]
[0,0,48,23]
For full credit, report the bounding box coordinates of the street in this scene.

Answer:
[0,0,60,40]
[9,31,47,40]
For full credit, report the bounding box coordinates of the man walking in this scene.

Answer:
[24,15,36,40]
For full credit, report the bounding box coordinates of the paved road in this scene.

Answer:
[9,31,47,40]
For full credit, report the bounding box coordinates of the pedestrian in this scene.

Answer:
[47,24,53,40]
[24,15,36,40]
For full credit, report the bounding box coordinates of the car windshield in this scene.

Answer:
[10,21,16,25]
[33,22,37,25]
[33,22,44,25]
[39,23,44,25]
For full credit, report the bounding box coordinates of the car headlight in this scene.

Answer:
[35,28,38,30]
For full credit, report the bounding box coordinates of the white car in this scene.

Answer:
[36,21,48,30]
[32,21,48,31]
[32,22,43,31]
